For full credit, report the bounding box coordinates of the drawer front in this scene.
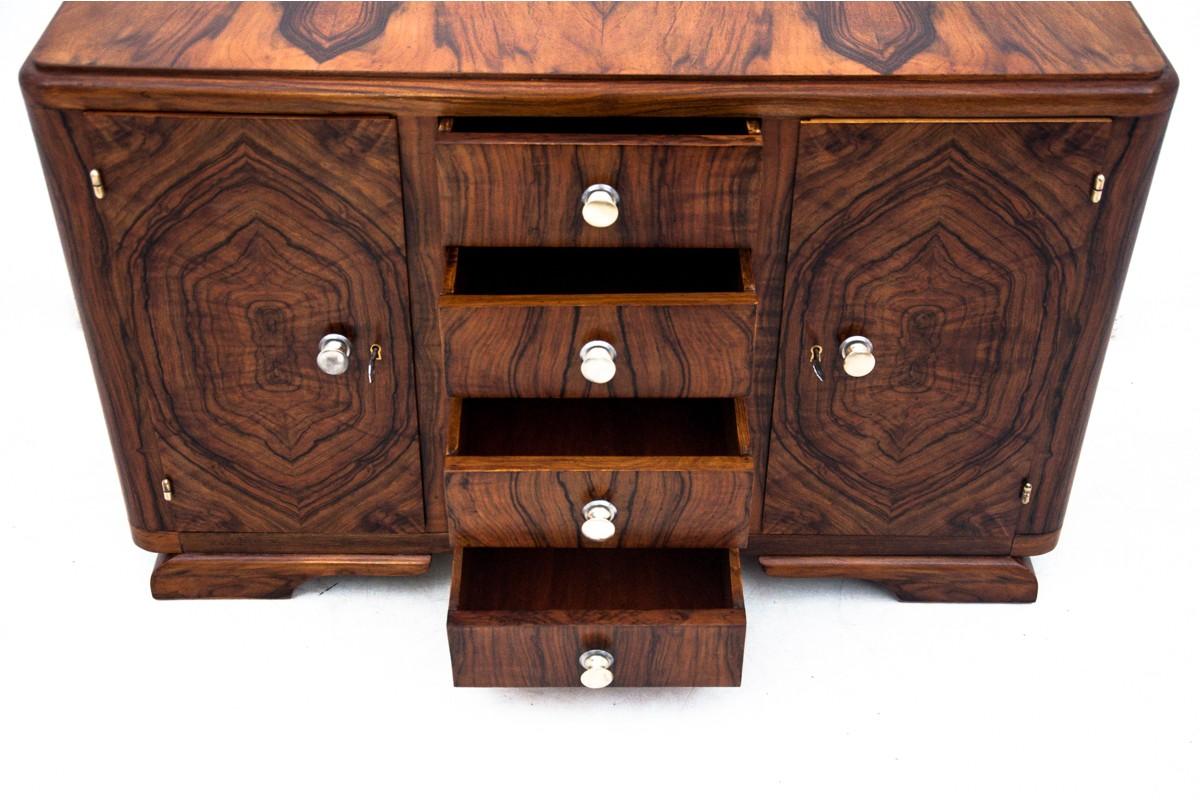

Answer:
[445,466,753,548]
[440,299,755,397]
[448,614,746,687]
[437,140,761,247]
[448,548,745,688]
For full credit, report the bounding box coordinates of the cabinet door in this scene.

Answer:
[765,121,1109,547]
[85,114,423,533]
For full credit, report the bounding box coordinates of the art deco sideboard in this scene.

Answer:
[22,1,1176,688]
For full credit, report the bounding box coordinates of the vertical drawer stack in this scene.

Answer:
[436,117,763,687]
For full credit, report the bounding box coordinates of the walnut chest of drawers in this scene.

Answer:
[22,1,1176,688]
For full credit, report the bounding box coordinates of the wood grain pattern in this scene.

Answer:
[33,2,1165,79]
[445,398,751,548]
[278,1,400,63]
[446,465,753,548]
[84,114,425,534]
[806,2,937,75]
[20,3,1180,620]
[448,548,745,686]
[397,117,449,533]
[1020,112,1175,536]
[746,119,800,532]
[441,296,755,398]
[437,136,761,248]
[151,552,431,599]
[161,529,451,555]
[764,120,1110,546]
[24,106,167,533]
[759,555,1037,603]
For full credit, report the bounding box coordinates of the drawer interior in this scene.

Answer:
[448,397,748,457]
[454,548,737,611]
[448,547,746,686]
[445,246,752,296]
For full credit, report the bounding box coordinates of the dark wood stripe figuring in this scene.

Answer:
[440,296,756,399]
[33,2,1165,79]
[445,466,753,549]
[83,113,426,535]
[278,1,401,63]
[436,136,762,249]
[764,120,1110,545]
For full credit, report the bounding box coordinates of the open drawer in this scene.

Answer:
[435,116,761,248]
[445,398,753,548]
[440,246,756,398]
[447,548,746,687]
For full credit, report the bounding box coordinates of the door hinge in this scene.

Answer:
[89,168,105,199]
[1090,173,1105,204]
[161,477,173,502]
[1020,480,1033,505]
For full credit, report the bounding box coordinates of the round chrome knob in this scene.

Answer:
[579,340,617,384]
[581,499,617,541]
[579,649,615,689]
[316,333,351,376]
[839,335,876,378]
[580,183,620,228]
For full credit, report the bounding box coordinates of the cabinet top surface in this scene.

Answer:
[32,1,1165,81]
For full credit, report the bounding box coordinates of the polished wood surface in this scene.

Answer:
[445,398,751,547]
[84,113,425,534]
[764,120,1110,546]
[759,555,1037,603]
[437,134,761,248]
[441,247,756,398]
[152,553,431,599]
[448,548,745,686]
[34,2,1164,79]
[447,467,752,549]
[21,3,1178,639]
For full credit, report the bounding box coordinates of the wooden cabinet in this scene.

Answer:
[22,2,1176,686]
[82,114,425,535]
[764,120,1111,550]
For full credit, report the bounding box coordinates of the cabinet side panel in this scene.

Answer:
[24,104,164,533]
[1021,111,1175,537]
[397,117,448,532]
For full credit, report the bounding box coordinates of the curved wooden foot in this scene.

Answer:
[758,555,1037,603]
[151,553,432,599]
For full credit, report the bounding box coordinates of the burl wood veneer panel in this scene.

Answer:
[34,2,1163,79]
[82,113,425,535]
[764,120,1110,546]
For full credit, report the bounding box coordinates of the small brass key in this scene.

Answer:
[368,343,383,384]
[810,344,825,383]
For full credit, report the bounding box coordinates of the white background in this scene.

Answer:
[2,2,1197,797]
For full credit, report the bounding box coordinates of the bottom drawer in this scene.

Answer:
[447,548,745,687]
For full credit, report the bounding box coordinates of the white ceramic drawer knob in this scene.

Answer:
[839,335,876,378]
[580,499,617,541]
[579,340,617,384]
[316,333,351,376]
[580,183,620,228]
[579,649,615,689]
